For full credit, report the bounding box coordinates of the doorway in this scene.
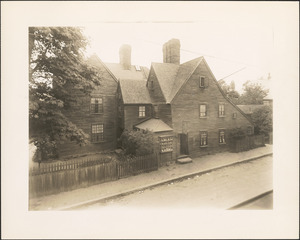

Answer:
[179,133,189,155]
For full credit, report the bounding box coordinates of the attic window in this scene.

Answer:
[199,76,207,88]
[135,65,141,71]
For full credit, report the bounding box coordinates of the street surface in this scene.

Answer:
[78,156,273,210]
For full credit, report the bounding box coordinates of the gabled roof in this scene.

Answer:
[135,118,173,132]
[87,54,118,82]
[151,57,203,103]
[105,63,149,81]
[119,79,152,104]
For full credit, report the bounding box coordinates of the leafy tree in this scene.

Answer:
[238,80,269,104]
[251,105,273,135]
[218,80,240,104]
[29,27,100,161]
[119,130,154,156]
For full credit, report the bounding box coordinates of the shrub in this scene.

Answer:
[119,129,154,156]
[229,127,246,140]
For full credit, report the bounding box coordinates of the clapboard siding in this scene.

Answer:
[57,61,118,158]
[124,105,152,130]
[172,61,253,157]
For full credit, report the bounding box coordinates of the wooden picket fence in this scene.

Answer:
[231,134,265,153]
[29,154,158,198]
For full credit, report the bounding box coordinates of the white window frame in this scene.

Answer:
[91,124,104,142]
[219,103,225,117]
[200,131,208,147]
[199,104,207,118]
[139,106,146,118]
[219,129,226,144]
[90,97,103,114]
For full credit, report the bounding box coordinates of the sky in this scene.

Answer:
[81,3,279,93]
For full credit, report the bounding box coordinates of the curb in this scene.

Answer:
[228,189,273,210]
[59,152,273,210]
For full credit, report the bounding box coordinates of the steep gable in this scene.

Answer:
[151,62,179,103]
[150,57,203,103]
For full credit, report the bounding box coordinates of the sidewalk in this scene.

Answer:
[29,145,273,211]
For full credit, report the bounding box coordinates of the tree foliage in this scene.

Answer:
[251,105,273,135]
[238,80,269,104]
[218,80,240,104]
[119,130,154,156]
[29,27,100,160]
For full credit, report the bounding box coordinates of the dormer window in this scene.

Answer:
[149,80,154,90]
[135,65,141,71]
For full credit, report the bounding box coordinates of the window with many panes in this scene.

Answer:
[200,131,208,147]
[90,97,103,114]
[91,124,103,142]
[199,76,205,88]
[199,104,207,117]
[219,129,226,144]
[139,106,146,118]
[219,103,225,117]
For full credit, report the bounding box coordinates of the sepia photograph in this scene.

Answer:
[2,1,299,239]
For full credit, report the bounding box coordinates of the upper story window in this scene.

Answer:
[91,97,103,114]
[219,129,226,144]
[139,106,146,118]
[199,104,207,117]
[232,112,237,119]
[200,131,208,147]
[199,76,205,88]
[149,80,154,90]
[219,103,225,117]
[91,124,104,142]
[247,126,253,135]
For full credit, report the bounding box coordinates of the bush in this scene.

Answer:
[33,137,59,162]
[229,127,246,140]
[119,129,154,156]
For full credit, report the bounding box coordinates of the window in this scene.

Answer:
[200,131,208,147]
[90,98,103,114]
[149,80,154,90]
[91,124,103,142]
[135,65,141,71]
[159,136,173,153]
[232,112,237,119]
[139,106,146,118]
[219,129,226,144]
[247,126,253,135]
[199,76,205,88]
[200,104,207,117]
[219,103,225,117]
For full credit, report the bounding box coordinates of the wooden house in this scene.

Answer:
[58,39,254,161]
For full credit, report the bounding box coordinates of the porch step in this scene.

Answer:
[177,155,190,159]
[177,157,193,164]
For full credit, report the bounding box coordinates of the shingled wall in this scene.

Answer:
[171,60,254,157]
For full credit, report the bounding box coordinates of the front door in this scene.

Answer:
[179,133,189,155]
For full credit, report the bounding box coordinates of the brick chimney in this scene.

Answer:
[163,39,180,64]
[119,44,131,70]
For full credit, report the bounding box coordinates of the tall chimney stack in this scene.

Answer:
[162,39,180,64]
[119,44,131,70]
